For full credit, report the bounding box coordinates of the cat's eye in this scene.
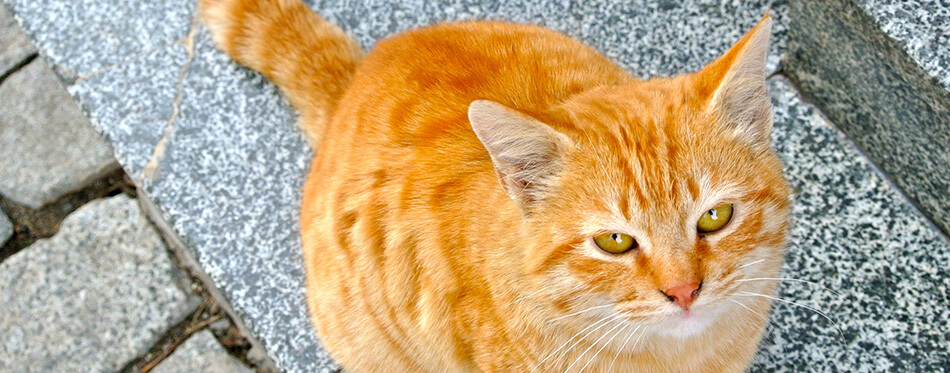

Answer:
[697,203,734,233]
[593,232,637,254]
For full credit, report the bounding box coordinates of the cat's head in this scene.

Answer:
[469,16,789,340]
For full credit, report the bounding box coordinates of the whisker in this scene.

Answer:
[736,291,843,337]
[729,298,766,319]
[578,322,629,373]
[546,315,623,372]
[532,313,616,372]
[736,258,765,271]
[606,324,640,372]
[565,316,628,373]
[737,277,841,295]
[546,304,613,324]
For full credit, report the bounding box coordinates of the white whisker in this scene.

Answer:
[729,298,766,319]
[565,316,628,373]
[546,304,613,324]
[736,258,765,270]
[578,322,628,373]
[606,324,640,372]
[737,277,841,295]
[532,313,616,372]
[547,315,623,371]
[736,291,843,337]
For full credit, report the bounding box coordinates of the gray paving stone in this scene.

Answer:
[3,0,195,82]
[753,78,950,371]
[0,4,35,77]
[151,330,253,373]
[0,58,118,209]
[785,0,950,235]
[0,210,11,244]
[0,195,201,372]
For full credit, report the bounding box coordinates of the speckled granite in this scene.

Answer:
[0,195,200,372]
[784,0,950,235]
[854,0,950,90]
[70,45,187,178]
[6,0,949,371]
[4,0,195,82]
[752,78,950,371]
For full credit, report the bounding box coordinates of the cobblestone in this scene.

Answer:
[0,4,35,77]
[0,195,200,372]
[0,58,117,209]
[151,330,253,373]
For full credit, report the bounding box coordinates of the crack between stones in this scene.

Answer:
[140,15,200,183]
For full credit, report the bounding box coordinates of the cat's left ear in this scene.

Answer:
[468,100,571,208]
[693,14,773,145]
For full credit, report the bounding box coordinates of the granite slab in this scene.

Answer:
[784,0,950,235]
[0,4,35,77]
[0,195,201,372]
[151,330,254,373]
[5,0,948,371]
[0,58,118,209]
[753,78,950,371]
[855,0,950,90]
[3,0,195,82]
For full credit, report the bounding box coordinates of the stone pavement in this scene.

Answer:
[0,5,264,372]
[2,0,949,372]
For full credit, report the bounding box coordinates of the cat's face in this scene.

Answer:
[523,79,790,339]
[468,15,786,342]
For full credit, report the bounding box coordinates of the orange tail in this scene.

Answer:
[199,0,363,144]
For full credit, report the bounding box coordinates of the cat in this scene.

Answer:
[200,0,791,371]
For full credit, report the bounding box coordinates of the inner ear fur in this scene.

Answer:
[467,100,571,207]
[693,15,774,145]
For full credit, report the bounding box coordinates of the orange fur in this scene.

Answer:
[201,2,790,371]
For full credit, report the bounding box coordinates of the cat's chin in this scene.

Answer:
[652,305,724,339]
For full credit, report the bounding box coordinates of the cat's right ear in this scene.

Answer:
[468,100,571,208]
[693,14,773,146]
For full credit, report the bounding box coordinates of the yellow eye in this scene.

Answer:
[697,203,734,233]
[593,232,637,254]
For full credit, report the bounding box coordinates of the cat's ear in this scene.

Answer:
[468,100,571,207]
[694,14,773,145]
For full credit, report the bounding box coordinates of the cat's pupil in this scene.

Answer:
[709,209,719,220]
[611,233,621,243]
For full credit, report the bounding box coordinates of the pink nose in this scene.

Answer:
[664,282,701,311]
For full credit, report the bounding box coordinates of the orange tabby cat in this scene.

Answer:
[200,0,790,371]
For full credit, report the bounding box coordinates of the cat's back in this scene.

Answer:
[326,21,632,153]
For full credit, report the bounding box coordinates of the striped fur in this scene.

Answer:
[201,2,789,371]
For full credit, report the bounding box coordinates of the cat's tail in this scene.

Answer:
[199,0,363,144]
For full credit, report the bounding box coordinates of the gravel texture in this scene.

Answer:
[0,58,117,209]
[151,330,253,373]
[0,4,35,77]
[0,195,201,372]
